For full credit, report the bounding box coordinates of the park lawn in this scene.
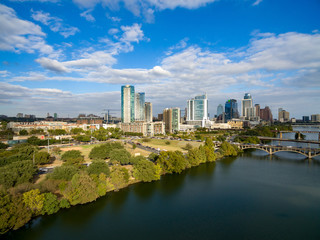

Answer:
[124,144,151,157]
[137,139,203,152]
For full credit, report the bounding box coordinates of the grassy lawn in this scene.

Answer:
[136,139,203,152]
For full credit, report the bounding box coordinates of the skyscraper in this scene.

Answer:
[145,102,153,123]
[121,85,135,123]
[278,108,289,122]
[225,99,239,120]
[187,94,208,121]
[242,93,253,119]
[163,107,180,133]
[260,106,273,122]
[217,104,224,117]
[135,92,145,121]
[255,104,260,117]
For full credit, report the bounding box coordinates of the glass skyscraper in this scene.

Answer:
[135,92,145,121]
[242,93,253,119]
[217,104,224,117]
[225,99,239,120]
[187,94,208,121]
[121,85,135,123]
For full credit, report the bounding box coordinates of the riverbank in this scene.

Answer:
[1,139,240,235]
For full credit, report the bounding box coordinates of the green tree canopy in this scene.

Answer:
[61,150,84,165]
[86,160,110,176]
[47,165,79,181]
[19,129,29,136]
[35,152,51,165]
[133,159,161,182]
[110,166,129,190]
[62,172,99,205]
[109,149,131,165]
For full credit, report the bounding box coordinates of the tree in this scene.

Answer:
[0,160,37,188]
[183,143,193,151]
[62,173,99,205]
[87,160,110,176]
[133,159,161,182]
[42,193,60,215]
[59,198,70,209]
[61,150,84,165]
[0,190,31,234]
[23,189,45,215]
[148,153,159,162]
[156,151,189,174]
[35,152,51,165]
[110,166,129,191]
[70,128,84,135]
[89,144,112,160]
[219,142,238,157]
[19,129,28,136]
[109,149,131,165]
[132,143,137,149]
[47,165,79,181]
[27,136,41,146]
[0,142,9,149]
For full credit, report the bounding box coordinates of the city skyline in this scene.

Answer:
[0,0,319,118]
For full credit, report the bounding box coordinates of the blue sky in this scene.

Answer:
[0,0,319,118]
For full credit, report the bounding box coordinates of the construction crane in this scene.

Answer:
[102,108,120,124]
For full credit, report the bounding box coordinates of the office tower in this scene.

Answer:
[54,113,58,120]
[242,93,253,119]
[217,104,224,117]
[135,92,145,121]
[145,102,153,123]
[260,106,273,122]
[187,94,208,121]
[121,85,135,123]
[302,116,309,122]
[278,108,290,122]
[225,99,239,120]
[255,104,260,117]
[311,114,320,122]
[163,107,180,133]
[16,113,23,118]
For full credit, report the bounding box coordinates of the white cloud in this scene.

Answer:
[80,9,95,22]
[108,28,119,35]
[31,10,79,38]
[120,23,145,43]
[252,0,263,6]
[36,23,146,72]
[0,70,9,77]
[0,3,54,55]
[72,0,216,21]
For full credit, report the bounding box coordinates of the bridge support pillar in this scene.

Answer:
[280,132,282,139]
[308,151,312,159]
[297,132,301,140]
[318,132,320,142]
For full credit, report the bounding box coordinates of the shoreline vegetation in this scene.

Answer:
[0,137,241,235]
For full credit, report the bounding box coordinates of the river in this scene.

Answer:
[3,128,320,240]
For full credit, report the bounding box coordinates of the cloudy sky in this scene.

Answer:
[0,0,319,118]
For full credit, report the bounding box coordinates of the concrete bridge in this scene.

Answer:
[279,131,320,141]
[238,143,320,159]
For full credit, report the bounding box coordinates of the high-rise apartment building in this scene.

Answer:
[260,106,273,122]
[187,94,208,121]
[242,93,253,119]
[278,108,290,122]
[217,104,224,117]
[163,107,180,133]
[311,114,320,122]
[145,102,153,123]
[225,99,239,120]
[255,104,260,117]
[121,85,135,123]
[135,92,145,121]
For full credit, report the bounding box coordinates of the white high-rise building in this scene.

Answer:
[242,93,253,119]
[145,102,153,123]
[187,94,208,121]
